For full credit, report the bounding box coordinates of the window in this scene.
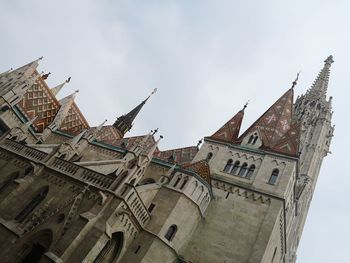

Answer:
[165,225,177,241]
[148,203,156,213]
[230,161,240,175]
[180,177,188,190]
[224,159,233,173]
[268,169,279,185]
[206,152,213,161]
[246,165,255,178]
[173,177,181,188]
[248,135,254,144]
[238,163,248,177]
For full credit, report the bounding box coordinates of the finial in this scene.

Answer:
[197,139,203,148]
[38,56,43,60]
[291,71,300,89]
[66,77,71,83]
[96,119,108,131]
[243,100,249,111]
[75,89,79,94]
[324,55,334,66]
[145,88,158,102]
[160,135,163,139]
[151,128,159,135]
[41,72,51,80]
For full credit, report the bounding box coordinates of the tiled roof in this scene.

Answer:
[154,146,198,165]
[183,160,211,184]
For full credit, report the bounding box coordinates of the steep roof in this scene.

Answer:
[238,88,294,149]
[209,109,244,143]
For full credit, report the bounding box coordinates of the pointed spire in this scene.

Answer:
[113,89,157,137]
[50,77,71,96]
[306,55,334,99]
[238,87,294,148]
[209,104,246,143]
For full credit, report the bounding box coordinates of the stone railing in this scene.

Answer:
[0,139,114,190]
[122,184,150,227]
[1,139,47,161]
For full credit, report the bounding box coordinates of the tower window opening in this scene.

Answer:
[238,163,248,177]
[230,161,240,175]
[268,169,279,185]
[180,177,188,190]
[165,225,177,241]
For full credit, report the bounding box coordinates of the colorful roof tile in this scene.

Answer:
[154,146,198,165]
[209,109,244,143]
[238,88,294,149]
[183,160,211,184]
[17,71,61,132]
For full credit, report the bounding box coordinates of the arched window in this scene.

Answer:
[224,159,233,173]
[253,135,258,145]
[206,152,213,161]
[165,225,177,241]
[246,165,255,178]
[93,232,124,263]
[173,176,181,188]
[268,169,279,185]
[248,135,254,144]
[180,177,188,190]
[15,186,49,223]
[230,161,240,175]
[238,163,248,177]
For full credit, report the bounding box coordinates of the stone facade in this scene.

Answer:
[0,56,334,263]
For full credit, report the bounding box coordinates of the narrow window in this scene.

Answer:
[224,159,233,173]
[253,135,258,145]
[248,135,254,144]
[268,169,279,185]
[246,165,255,178]
[206,152,213,161]
[135,245,141,254]
[165,225,177,241]
[238,163,248,177]
[15,186,49,223]
[230,161,240,175]
[180,177,188,190]
[148,203,156,213]
[173,177,181,188]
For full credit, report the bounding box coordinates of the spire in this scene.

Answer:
[69,129,87,147]
[209,103,246,143]
[306,55,334,100]
[146,135,162,160]
[113,89,157,137]
[50,77,71,96]
[238,87,294,149]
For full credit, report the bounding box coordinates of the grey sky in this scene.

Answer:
[0,1,348,262]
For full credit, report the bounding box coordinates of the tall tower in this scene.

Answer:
[288,56,335,261]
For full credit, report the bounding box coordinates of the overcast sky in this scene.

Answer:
[0,1,348,262]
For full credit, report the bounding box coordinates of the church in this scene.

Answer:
[0,56,334,263]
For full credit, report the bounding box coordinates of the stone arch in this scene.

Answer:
[93,232,124,263]
[17,229,53,263]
